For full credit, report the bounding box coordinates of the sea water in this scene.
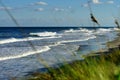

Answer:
[0,27,119,79]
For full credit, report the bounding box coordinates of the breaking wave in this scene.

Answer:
[0,27,119,80]
[57,35,96,44]
[64,28,93,33]
[94,28,115,35]
[0,28,117,61]
[30,32,57,37]
[0,36,61,45]
[0,46,50,61]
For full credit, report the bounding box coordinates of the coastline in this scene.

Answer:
[107,32,120,48]
[83,31,120,58]
[23,31,120,80]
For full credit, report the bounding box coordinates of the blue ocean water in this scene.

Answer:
[0,27,78,39]
[0,27,113,39]
[0,27,119,80]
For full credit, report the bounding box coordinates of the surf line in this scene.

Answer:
[0,46,50,61]
[0,35,62,45]
[0,35,96,61]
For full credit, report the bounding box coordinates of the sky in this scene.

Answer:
[0,0,120,27]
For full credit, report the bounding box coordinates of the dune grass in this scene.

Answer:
[27,48,120,80]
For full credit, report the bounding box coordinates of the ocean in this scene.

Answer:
[0,27,119,80]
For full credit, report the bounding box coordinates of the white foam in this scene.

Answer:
[30,32,57,37]
[58,35,96,44]
[0,34,96,61]
[0,46,50,61]
[79,28,93,33]
[64,29,75,33]
[94,28,114,35]
[113,28,120,31]
[97,28,113,32]
[0,36,61,45]
[0,38,18,44]
[64,28,93,33]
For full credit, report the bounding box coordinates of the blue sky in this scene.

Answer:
[0,0,120,27]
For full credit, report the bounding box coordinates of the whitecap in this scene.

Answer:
[94,28,114,35]
[113,28,120,31]
[64,28,93,34]
[0,38,18,44]
[57,35,96,44]
[0,46,50,61]
[0,36,62,45]
[30,32,57,37]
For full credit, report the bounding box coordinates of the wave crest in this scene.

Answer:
[30,32,57,37]
[0,46,50,61]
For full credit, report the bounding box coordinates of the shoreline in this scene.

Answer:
[107,33,120,48]
[24,31,120,80]
[26,43,120,80]
[83,31,120,58]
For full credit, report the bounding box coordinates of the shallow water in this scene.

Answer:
[0,27,119,79]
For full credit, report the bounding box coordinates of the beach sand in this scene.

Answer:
[107,32,120,48]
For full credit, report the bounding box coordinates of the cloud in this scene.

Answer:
[92,0,102,4]
[82,4,89,7]
[36,1,48,5]
[107,1,114,4]
[54,8,59,11]
[0,7,13,10]
[31,1,48,6]
[68,6,72,9]
[54,8,64,12]
[36,8,44,11]
[117,5,120,8]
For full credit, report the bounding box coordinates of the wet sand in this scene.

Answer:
[83,31,120,58]
[107,33,120,48]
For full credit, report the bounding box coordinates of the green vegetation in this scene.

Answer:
[27,48,120,80]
